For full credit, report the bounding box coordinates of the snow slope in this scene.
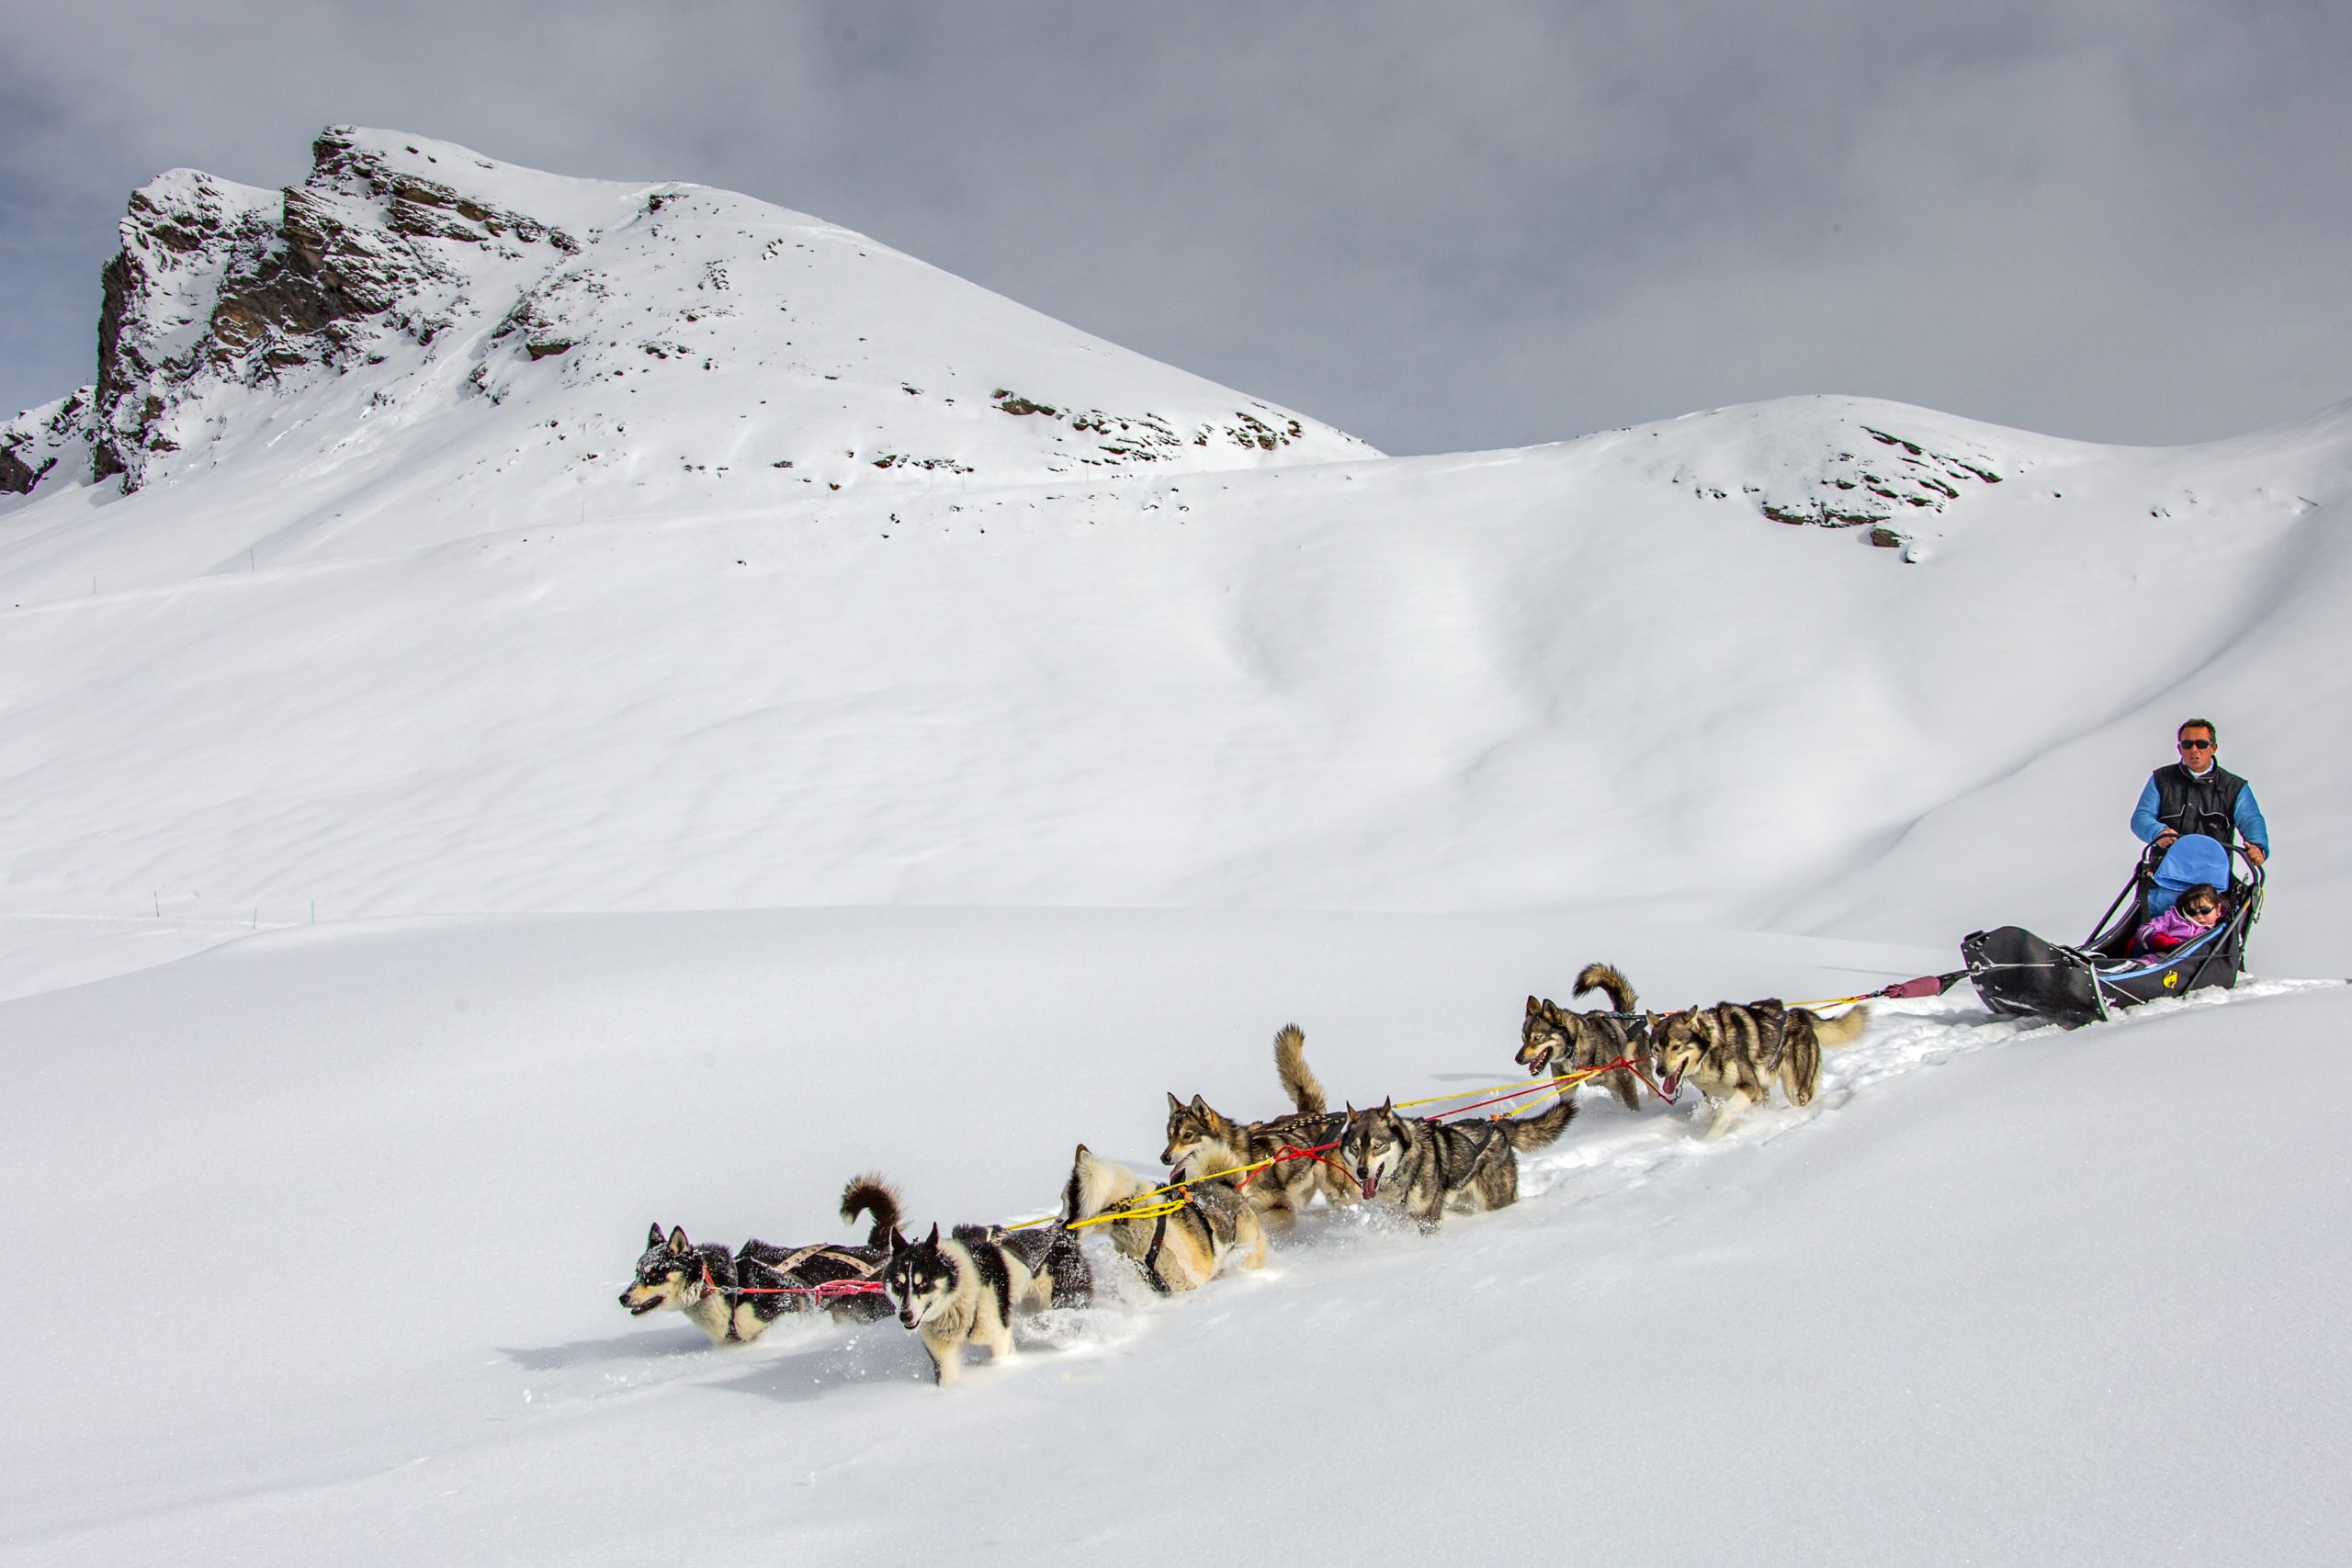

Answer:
[5,131,2346,993]
[2,387,2346,993]
[1,912,2342,1565]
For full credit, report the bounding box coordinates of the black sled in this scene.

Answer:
[1961,833,2262,1028]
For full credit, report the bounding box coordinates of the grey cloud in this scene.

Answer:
[3,0,2346,449]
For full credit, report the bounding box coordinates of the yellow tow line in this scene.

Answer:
[1002,1063,1623,1233]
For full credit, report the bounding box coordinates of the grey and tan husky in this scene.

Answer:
[1161,1023,1352,1227]
[1336,1092,1578,1232]
[1059,1143,1266,1294]
[1518,962,1659,1112]
[882,1213,1092,1387]
[1651,999,1871,1136]
[618,1176,900,1343]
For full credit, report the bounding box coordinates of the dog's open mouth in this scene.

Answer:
[1357,1175,1379,1201]
[623,1292,662,1315]
[1660,1070,1681,1099]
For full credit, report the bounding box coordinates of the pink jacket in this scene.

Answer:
[2133,905,2211,955]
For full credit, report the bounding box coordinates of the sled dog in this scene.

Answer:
[1161,1023,1352,1226]
[618,1176,901,1343]
[883,1216,1092,1387]
[1336,1092,1578,1231]
[1518,962,1659,1112]
[1650,1000,1871,1136]
[1060,1144,1266,1294]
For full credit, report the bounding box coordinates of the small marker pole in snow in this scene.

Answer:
[153,891,160,918]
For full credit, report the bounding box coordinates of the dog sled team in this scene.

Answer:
[620,963,1869,1385]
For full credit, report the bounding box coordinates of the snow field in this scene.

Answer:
[6,405,2348,1006]
[2,908,2341,1565]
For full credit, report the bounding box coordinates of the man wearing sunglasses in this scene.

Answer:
[2131,718,2268,868]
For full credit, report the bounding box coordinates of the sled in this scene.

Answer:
[1960,834,2263,1028]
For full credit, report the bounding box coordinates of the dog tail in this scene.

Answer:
[1806,1003,1871,1050]
[1504,1090,1580,1151]
[1572,962,1638,1015]
[840,1174,903,1248]
[1274,1023,1326,1115]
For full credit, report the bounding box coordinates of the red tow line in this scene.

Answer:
[1429,1056,1657,1119]
[1231,1137,1347,1189]
[701,1262,888,1302]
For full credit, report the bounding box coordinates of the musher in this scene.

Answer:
[2131,717,2267,870]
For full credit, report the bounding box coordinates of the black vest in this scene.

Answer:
[2150,762,2246,845]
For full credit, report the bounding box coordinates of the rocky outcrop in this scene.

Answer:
[993,389,1317,464]
[1640,400,2033,561]
[13,123,1377,508]
[82,129,578,491]
[0,443,43,495]
[1,388,96,498]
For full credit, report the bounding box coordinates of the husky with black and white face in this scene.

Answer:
[618,1224,797,1344]
[883,1217,1091,1387]
[616,1176,906,1343]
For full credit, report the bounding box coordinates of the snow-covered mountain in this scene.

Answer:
[4,130,2348,995]
[2,127,1372,523]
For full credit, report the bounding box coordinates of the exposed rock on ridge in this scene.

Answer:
[6,125,1379,503]
[85,130,582,489]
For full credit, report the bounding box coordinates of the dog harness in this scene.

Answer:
[1133,1187,1230,1294]
[1139,1208,1177,1294]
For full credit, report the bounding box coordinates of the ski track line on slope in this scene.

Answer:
[551,976,2338,1411]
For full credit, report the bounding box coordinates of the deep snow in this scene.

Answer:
[1,912,2342,1566]
[2,127,2346,1566]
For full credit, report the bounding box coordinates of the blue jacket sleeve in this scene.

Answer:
[2234,785,2269,854]
[2130,777,2164,843]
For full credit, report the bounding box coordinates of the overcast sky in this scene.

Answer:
[4,1,2346,454]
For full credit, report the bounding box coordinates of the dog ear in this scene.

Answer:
[1167,1090,1184,1113]
[1526,994,1542,1017]
[647,1222,664,1250]
[1074,1142,1091,1162]
[667,1224,691,1253]
[924,1222,941,1247]
[1191,1092,1208,1112]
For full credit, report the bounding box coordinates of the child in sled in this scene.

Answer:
[2134,883,2223,956]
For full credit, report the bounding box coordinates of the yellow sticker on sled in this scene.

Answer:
[2163,971,2180,989]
